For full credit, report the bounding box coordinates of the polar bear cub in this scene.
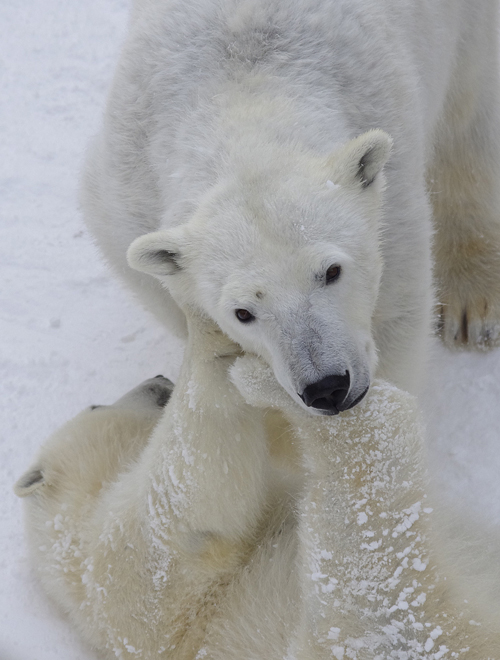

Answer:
[15,322,500,658]
[15,316,284,659]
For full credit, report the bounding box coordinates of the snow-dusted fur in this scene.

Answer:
[83,0,500,407]
[230,355,500,659]
[15,318,500,659]
[14,317,295,659]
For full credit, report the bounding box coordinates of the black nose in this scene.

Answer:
[300,372,350,414]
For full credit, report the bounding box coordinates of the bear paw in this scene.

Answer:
[230,355,293,410]
[435,239,500,350]
[185,311,242,359]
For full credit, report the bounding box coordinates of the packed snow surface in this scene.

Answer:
[1,1,500,658]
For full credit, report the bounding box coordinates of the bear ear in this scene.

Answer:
[329,130,392,189]
[14,466,45,497]
[127,228,188,277]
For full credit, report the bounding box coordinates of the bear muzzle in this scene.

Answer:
[299,372,351,414]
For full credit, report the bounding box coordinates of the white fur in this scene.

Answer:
[15,318,297,659]
[83,0,500,411]
[230,355,500,659]
[127,131,389,413]
[15,326,500,658]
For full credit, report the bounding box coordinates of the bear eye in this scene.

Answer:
[326,264,341,284]
[235,309,255,323]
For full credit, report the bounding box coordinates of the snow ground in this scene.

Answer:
[1,1,499,658]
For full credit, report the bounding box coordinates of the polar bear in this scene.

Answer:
[15,314,500,659]
[82,0,500,411]
[15,315,290,659]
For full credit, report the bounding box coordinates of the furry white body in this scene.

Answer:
[84,0,500,402]
[19,1,500,655]
[15,323,300,659]
[16,324,500,658]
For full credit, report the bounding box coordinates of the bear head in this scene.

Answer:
[128,130,391,416]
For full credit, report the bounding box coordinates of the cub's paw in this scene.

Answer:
[185,310,242,359]
[112,375,175,411]
[230,355,292,410]
[435,243,500,350]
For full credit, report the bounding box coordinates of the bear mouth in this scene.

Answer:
[313,385,369,416]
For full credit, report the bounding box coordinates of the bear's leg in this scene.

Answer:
[230,357,500,657]
[429,3,500,349]
[72,320,274,659]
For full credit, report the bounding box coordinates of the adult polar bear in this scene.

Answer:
[83,0,500,408]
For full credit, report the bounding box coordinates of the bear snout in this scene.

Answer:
[299,372,350,414]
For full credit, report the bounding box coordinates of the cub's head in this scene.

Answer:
[128,130,391,415]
